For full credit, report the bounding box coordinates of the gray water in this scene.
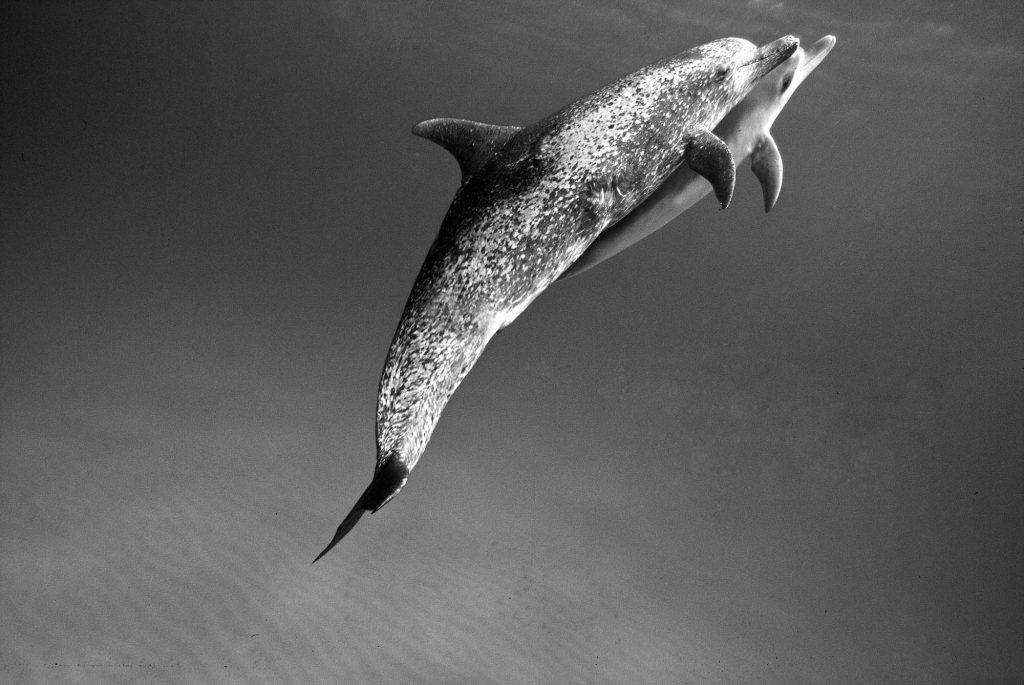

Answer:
[2,1,1021,683]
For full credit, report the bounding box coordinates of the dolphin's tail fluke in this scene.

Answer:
[312,458,410,563]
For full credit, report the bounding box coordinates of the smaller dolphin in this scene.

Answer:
[560,35,836,280]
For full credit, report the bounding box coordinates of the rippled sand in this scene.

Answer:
[1,411,727,684]
[3,333,1019,683]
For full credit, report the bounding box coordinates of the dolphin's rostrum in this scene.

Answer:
[314,35,799,562]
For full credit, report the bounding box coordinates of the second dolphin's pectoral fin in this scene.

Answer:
[312,458,410,563]
[751,133,783,212]
[412,118,522,182]
[685,129,736,209]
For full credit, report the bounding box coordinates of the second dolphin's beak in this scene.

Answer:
[786,35,837,95]
[800,35,837,74]
[749,35,800,78]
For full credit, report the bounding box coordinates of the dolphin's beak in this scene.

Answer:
[749,35,800,78]
[800,35,836,74]
[785,35,836,96]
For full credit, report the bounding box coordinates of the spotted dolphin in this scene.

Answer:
[559,35,835,280]
[314,35,799,561]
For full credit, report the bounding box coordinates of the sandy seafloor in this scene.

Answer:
[2,1,1022,683]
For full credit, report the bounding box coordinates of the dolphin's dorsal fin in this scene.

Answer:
[751,133,783,212]
[412,118,521,182]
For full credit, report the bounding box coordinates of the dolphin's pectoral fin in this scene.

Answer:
[685,129,736,209]
[751,133,783,212]
[412,118,522,182]
[312,458,410,563]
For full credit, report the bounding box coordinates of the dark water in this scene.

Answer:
[2,1,1021,682]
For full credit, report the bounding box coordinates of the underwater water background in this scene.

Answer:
[2,1,1021,682]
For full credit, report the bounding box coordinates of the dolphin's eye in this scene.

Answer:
[780,73,793,92]
[714,64,730,81]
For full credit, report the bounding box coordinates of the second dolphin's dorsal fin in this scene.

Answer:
[412,118,522,182]
[751,133,783,212]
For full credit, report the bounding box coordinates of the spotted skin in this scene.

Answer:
[560,35,837,280]
[314,36,799,561]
